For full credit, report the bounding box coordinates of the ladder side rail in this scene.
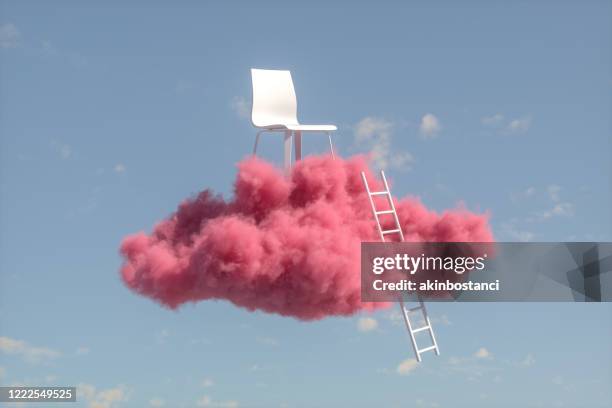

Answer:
[399,298,422,362]
[418,298,441,355]
[361,171,385,242]
[380,171,405,242]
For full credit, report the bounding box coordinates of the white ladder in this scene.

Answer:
[361,170,440,362]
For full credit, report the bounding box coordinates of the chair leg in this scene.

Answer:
[284,130,292,170]
[327,132,335,158]
[253,131,263,155]
[294,130,302,162]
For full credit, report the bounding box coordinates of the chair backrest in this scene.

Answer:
[251,68,298,128]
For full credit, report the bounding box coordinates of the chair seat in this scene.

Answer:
[286,124,337,131]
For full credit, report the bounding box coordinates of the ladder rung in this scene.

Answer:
[381,229,401,235]
[412,325,431,334]
[406,306,423,313]
[375,210,394,215]
[370,191,389,196]
[418,345,437,354]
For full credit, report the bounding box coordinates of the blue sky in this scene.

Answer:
[0,1,611,407]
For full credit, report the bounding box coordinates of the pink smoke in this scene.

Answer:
[119,155,493,320]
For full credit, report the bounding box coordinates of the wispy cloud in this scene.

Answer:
[552,375,564,385]
[519,353,535,367]
[521,187,537,198]
[196,395,239,408]
[419,113,441,138]
[482,113,532,134]
[175,79,197,93]
[50,140,73,159]
[156,329,170,345]
[255,336,279,347]
[60,145,72,159]
[354,116,414,171]
[201,378,214,388]
[473,347,493,359]
[230,96,250,119]
[0,23,20,49]
[0,336,61,364]
[114,163,126,174]
[481,113,504,126]
[45,375,58,383]
[415,399,440,408]
[150,398,165,407]
[78,383,128,408]
[501,221,534,242]
[75,346,90,356]
[41,40,58,56]
[540,202,574,219]
[506,116,532,133]
[396,358,419,375]
[547,185,561,202]
[538,185,574,220]
[506,183,575,237]
[38,38,89,68]
[357,317,378,332]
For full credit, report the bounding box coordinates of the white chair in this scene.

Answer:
[250,68,337,169]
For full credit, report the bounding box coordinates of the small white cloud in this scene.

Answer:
[354,116,393,144]
[354,116,414,171]
[541,202,574,219]
[447,356,467,365]
[432,314,451,326]
[473,347,492,359]
[197,396,212,407]
[520,353,535,367]
[389,151,415,170]
[419,113,441,138]
[510,186,536,203]
[501,222,534,242]
[547,185,561,202]
[256,336,279,347]
[385,308,404,326]
[552,375,564,385]
[75,346,90,356]
[481,113,504,126]
[196,395,239,408]
[175,80,196,93]
[156,329,169,344]
[78,383,127,408]
[396,358,419,375]
[483,113,531,134]
[0,23,20,49]
[506,116,531,133]
[51,140,73,159]
[357,317,378,332]
[60,145,72,159]
[42,40,58,56]
[0,336,61,364]
[150,398,165,407]
[230,96,250,119]
[415,399,440,408]
[114,163,126,174]
[201,378,214,387]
